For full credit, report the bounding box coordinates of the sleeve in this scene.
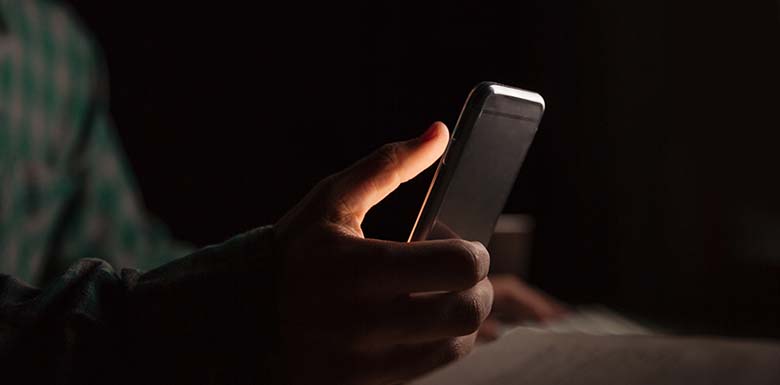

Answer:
[0,225,280,385]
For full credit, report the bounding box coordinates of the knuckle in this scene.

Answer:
[452,240,489,286]
[315,174,341,201]
[449,292,487,335]
[372,241,395,263]
[318,174,338,190]
[375,143,400,170]
[439,338,472,364]
[315,176,351,219]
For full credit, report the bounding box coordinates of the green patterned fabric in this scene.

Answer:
[0,3,279,382]
[0,0,191,285]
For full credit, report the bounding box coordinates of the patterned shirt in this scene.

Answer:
[0,0,190,286]
[0,5,279,382]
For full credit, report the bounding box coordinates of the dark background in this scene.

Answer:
[65,1,780,338]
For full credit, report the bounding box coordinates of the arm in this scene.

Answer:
[0,226,276,385]
[2,122,494,385]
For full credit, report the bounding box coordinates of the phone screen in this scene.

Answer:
[410,83,544,245]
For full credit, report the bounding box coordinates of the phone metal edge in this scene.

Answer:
[407,82,544,243]
[488,83,546,111]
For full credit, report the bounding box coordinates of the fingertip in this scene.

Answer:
[419,121,449,143]
[394,122,449,181]
[478,319,500,342]
[431,121,449,138]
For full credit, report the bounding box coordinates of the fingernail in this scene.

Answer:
[419,123,439,142]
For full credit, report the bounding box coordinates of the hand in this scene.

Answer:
[478,274,569,341]
[274,122,493,385]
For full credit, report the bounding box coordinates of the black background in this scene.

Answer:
[65,1,780,337]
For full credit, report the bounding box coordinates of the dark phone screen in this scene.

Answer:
[412,89,543,245]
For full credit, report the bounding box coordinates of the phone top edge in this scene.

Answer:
[484,82,546,111]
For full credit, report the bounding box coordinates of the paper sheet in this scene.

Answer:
[412,319,780,385]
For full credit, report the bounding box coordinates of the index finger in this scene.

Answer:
[346,238,490,296]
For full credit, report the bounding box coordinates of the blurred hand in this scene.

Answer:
[478,274,569,341]
[274,122,493,385]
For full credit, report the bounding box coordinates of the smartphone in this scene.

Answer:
[408,82,545,244]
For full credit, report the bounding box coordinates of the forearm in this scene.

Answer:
[0,226,279,385]
[126,225,280,384]
[0,259,128,384]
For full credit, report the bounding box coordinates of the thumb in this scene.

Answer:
[328,122,449,225]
